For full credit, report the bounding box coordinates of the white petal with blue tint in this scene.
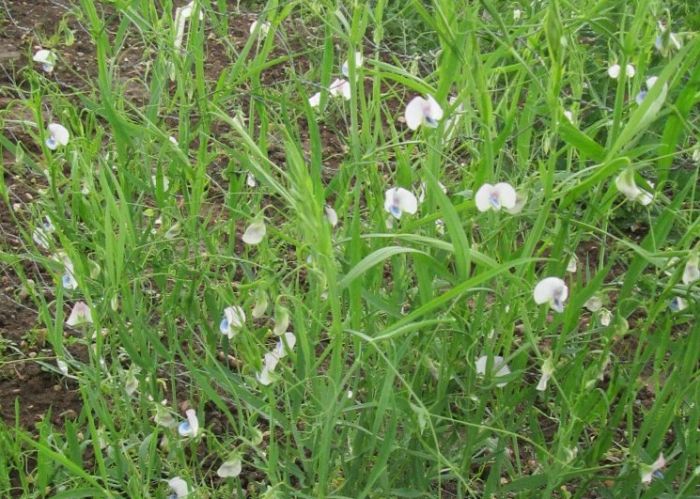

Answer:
[177,408,199,438]
[669,297,687,312]
[641,453,666,483]
[46,123,69,150]
[33,217,55,249]
[534,277,568,313]
[274,332,296,359]
[475,182,517,212]
[404,95,443,130]
[384,187,418,220]
[167,477,189,498]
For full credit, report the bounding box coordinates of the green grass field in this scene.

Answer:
[0,0,699,497]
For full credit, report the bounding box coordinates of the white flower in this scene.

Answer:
[474,182,517,212]
[167,477,189,498]
[384,187,418,219]
[249,20,271,37]
[404,95,444,130]
[324,205,338,227]
[174,0,203,52]
[256,365,274,385]
[33,49,56,73]
[533,277,569,313]
[220,306,246,338]
[169,136,179,146]
[66,301,92,326]
[599,308,612,326]
[329,78,351,100]
[655,24,681,56]
[55,253,78,290]
[669,296,687,312]
[341,51,363,78]
[635,76,667,106]
[308,92,321,108]
[45,123,69,150]
[177,408,199,438]
[566,255,578,273]
[33,217,55,249]
[536,357,554,391]
[640,453,666,483]
[274,332,296,358]
[608,63,635,79]
[615,169,653,205]
[563,110,574,124]
[252,291,268,319]
[246,172,257,187]
[242,220,266,245]
[513,8,522,21]
[475,355,511,388]
[682,254,699,285]
[217,456,242,478]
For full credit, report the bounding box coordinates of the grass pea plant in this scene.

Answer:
[1,0,699,497]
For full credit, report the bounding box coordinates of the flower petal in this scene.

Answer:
[475,355,511,388]
[493,182,516,210]
[168,477,189,498]
[329,78,351,100]
[404,97,426,130]
[474,183,494,212]
[425,94,444,122]
[607,64,621,79]
[395,187,418,215]
[47,123,70,148]
[533,277,568,305]
[308,92,321,108]
[324,205,338,227]
[217,457,242,478]
[66,301,92,326]
[242,220,266,245]
[341,51,363,77]
[615,169,642,201]
[256,366,274,385]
